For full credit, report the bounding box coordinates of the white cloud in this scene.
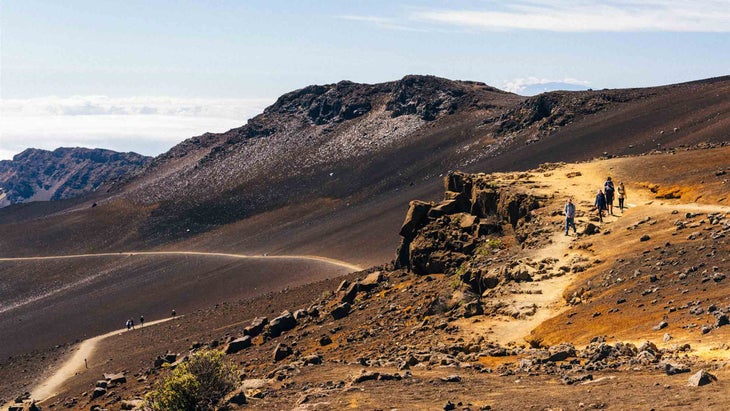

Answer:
[502,77,591,94]
[372,1,730,32]
[0,96,273,160]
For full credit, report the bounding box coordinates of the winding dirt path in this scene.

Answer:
[27,317,177,404]
[0,251,363,272]
[0,251,363,407]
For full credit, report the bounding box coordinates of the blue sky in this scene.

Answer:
[1,0,728,159]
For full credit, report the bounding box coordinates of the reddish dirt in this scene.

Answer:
[3,147,728,410]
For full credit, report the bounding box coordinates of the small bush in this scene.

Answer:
[146,350,237,411]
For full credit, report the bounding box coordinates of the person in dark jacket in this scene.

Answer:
[604,177,615,215]
[564,198,577,235]
[595,189,607,223]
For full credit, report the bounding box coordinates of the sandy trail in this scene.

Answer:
[457,163,729,346]
[0,251,362,407]
[0,251,364,272]
[12,317,175,408]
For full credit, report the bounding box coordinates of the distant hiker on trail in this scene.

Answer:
[617,181,626,212]
[140,315,144,327]
[130,319,135,330]
[595,189,607,223]
[604,177,615,215]
[564,198,577,236]
[171,309,176,318]
[126,319,132,330]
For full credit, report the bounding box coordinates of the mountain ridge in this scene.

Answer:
[0,147,150,208]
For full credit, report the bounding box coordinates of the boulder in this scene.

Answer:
[243,317,268,337]
[225,336,252,354]
[120,400,144,410]
[427,199,460,219]
[293,309,308,320]
[687,370,717,386]
[340,281,360,303]
[302,354,323,365]
[547,344,577,362]
[353,371,380,383]
[91,387,107,399]
[444,191,471,214]
[455,213,478,231]
[399,200,432,239]
[268,311,297,337]
[583,223,600,235]
[319,335,333,346]
[331,302,351,320]
[359,271,384,291]
[222,386,247,406]
[103,372,126,384]
[273,343,293,362]
[664,363,690,375]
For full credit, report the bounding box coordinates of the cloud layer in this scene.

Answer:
[0,96,273,160]
[343,1,730,32]
[503,77,591,94]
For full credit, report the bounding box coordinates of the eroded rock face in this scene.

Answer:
[396,171,542,275]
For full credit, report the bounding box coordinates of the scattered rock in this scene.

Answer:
[687,370,717,386]
[441,375,462,383]
[353,371,380,383]
[273,343,293,362]
[268,311,297,338]
[225,336,252,354]
[664,363,690,375]
[331,302,351,320]
[222,386,247,407]
[103,372,126,384]
[91,387,107,399]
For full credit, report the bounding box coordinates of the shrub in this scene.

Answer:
[146,350,238,411]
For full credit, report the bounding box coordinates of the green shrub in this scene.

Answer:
[146,350,238,411]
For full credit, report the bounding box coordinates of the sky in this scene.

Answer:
[1,1,728,160]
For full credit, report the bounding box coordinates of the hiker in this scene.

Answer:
[617,181,626,212]
[604,177,615,215]
[126,319,132,330]
[564,197,577,236]
[140,315,144,327]
[594,189,607,223]
[130,318,135,330]
[171,309,176,318]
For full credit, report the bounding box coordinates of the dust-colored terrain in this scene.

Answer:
[1,76,729,409]
[4,147,728,410]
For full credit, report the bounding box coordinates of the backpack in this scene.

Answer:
[604,181,614,194]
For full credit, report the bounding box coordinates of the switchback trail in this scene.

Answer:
[0,251,364,272]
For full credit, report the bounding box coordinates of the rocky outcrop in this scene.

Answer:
[396,171,542,275]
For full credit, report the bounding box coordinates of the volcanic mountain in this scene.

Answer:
[0,75,729,408]
[0,147,150,208]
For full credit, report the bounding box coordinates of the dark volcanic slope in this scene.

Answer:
[0,147,150,208]
[1,75,728,259]
[0,254,353,359]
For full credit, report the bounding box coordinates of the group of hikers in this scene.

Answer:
[125,309,177,331]
[125,315,144,330]
[564,176,627,235]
